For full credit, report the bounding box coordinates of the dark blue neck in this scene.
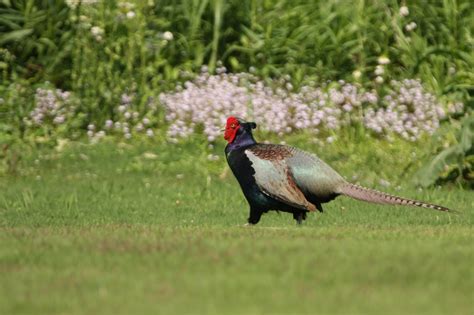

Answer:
[225,128,257,153]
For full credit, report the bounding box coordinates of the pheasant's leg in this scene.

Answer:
[248,207,262,225]
[316,203,324,213]
[293,212,305,225]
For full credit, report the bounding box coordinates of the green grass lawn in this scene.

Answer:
[0,139,472,315]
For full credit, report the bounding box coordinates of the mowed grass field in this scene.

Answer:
[0,140,472,315]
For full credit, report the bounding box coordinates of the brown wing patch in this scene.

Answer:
[283,166,317,212]
[249,144,293,161]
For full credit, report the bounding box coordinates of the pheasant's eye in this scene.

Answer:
[231,123,236,128]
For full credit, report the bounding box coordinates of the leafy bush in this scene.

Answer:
[22,85,84,139]
[415,114,474,188]
[0,0,72,83]
[222,1,473,96]
[1,0,472,104]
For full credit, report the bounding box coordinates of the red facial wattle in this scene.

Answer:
[224,116,240,143]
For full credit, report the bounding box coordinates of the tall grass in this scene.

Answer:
[2,0,471,92]
[238,0,472,94]
[0,0,72,82]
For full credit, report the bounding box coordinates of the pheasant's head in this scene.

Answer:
[224,116,257,143]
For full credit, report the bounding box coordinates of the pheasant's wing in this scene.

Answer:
[245,145,316,212]
[286,147,346,201]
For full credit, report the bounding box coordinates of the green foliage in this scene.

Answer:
[0,0,72,82]
[2,0,472,99]
[0,80,33,139]
[70,1,168,116]
[415,114,474,188]
[223,0,473,91]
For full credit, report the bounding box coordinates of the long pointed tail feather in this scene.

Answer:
[337,183,453,212]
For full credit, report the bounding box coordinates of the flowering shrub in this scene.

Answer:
[160,68,379,142]
[22,87,79,138]
[21,87,159,142]
[86,93,159,142]
[19,69,463,145]
[160,68,456,143]
[29,88,73,126]
[364,80,450,141]
[290,82,378,132]
[160,67,250,142]
[18,67,463,142]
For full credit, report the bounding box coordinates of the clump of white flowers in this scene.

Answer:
[352,70,362,80]
[377,56,390,65]
[399,6,409,17]
[398,6,417,32]
[90,26,104,42]
[405,22,417,32]
[27,88,74,126]
[364,79,446,141]
[160,67,454,143]
[374,56,390,84]
[118,2,136,20]
[87,92,159,142]
[162,31,174,41]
